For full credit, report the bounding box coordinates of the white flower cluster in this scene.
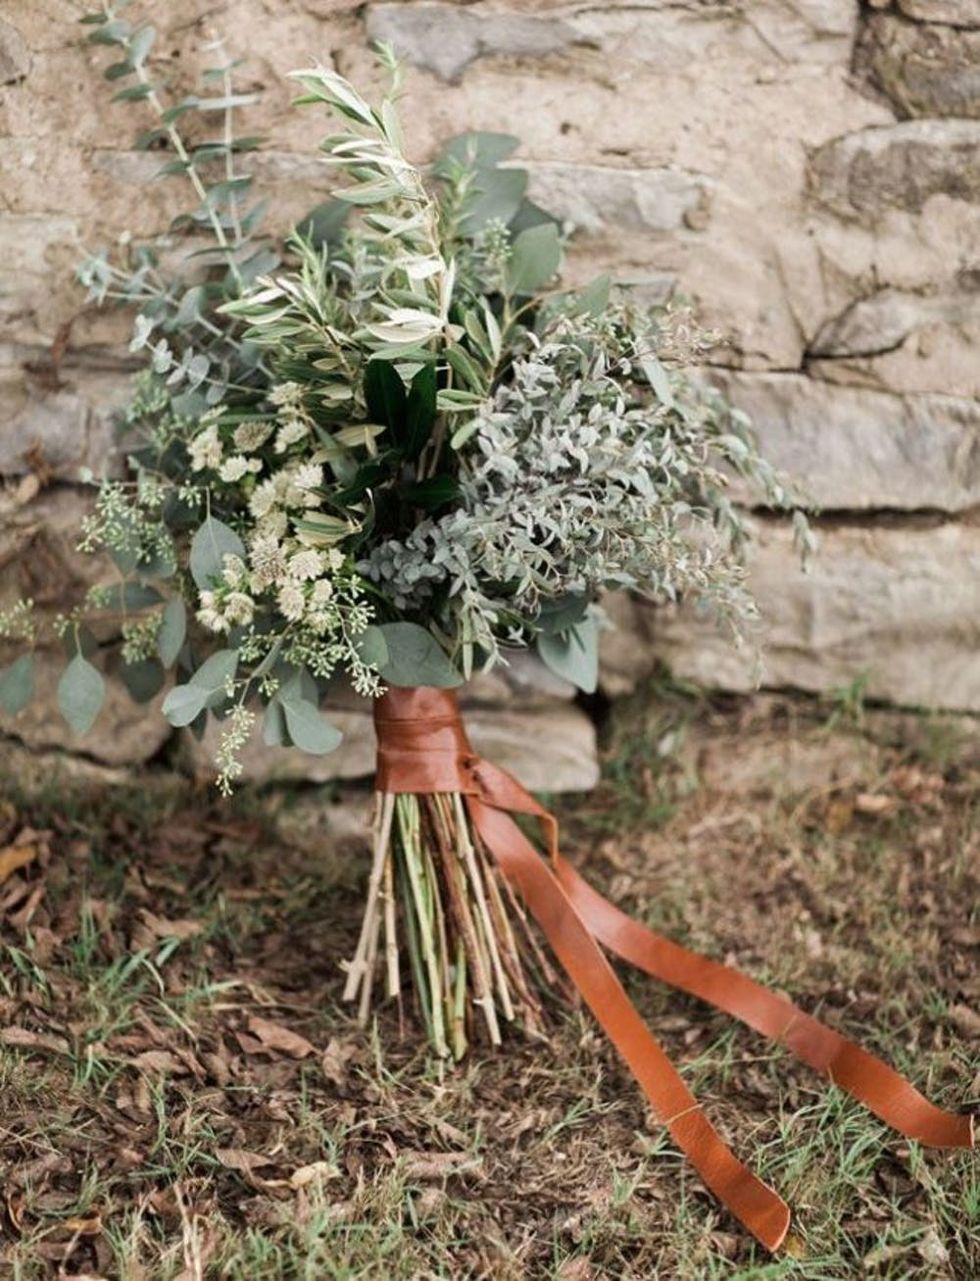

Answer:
[185,379,349,637]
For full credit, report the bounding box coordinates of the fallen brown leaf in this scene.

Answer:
[289,1161,339,1189]
[136,910,204,942]
[854,792,899,817]
[0,843,38,886]
[401,1151,483,1180]
[247,1015,315,1059]
[950,1004,980,1039]
[320,1036,357,1087]
[0,1026,70,1055]
[129,1050,190,1074]
[215,1148,277,1173]
[63,1213,102,1235]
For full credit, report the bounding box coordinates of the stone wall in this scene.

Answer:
[0,0,977,786]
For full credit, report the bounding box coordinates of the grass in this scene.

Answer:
[0,687,977,1278]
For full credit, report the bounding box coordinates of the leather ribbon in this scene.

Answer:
[373,686,974,1251]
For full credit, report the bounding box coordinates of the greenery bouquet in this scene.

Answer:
[5,9,968,1251]
[5,15,797,1052]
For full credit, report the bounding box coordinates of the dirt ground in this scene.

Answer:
[0,683,978,1279]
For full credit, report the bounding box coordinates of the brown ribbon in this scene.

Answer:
[374,686,974,1251]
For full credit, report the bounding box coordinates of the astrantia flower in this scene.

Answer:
[233,421,274,452]
[312,578,334,604]
[277,581,306,621]
[189,424,222,472]
[197,589,230,633]
[219,455,262,483]
[268,381,302,409]
[254,510,289,542]
[249,535,288,592]
[224,592,255,626]
[325,548,345,572]
[275,418,307,453]
[249,477,280,520]
[292,462,322,492]
[289,549,323,581]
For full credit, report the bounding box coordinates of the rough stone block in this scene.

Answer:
[649,518,980,712]
[0,354,129,480]
[810,120,980,219]
[0,17,29,85]
[365,3,581,82]
[524,161,710,235]
[858,13,980,118]
[710,371,980,510]
[898,0,980,22]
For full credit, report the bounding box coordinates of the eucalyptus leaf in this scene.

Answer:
[459,167,527,235]
[537,593,590,636]
[58,654,106,735]
[190,517,245,589]
[281,699,343,755]
[101,581,164,610]
[121,658,165,704]
[377,623,462,689]
[355,625,389,671]
[189,648,240,706]
[507,197,561,236]
[295,198,349,247]
[433,131,519,177]
[506,223,561,296]
[161,684,209,727]
[157,597,187,667]
[262,698,286,747]
[537,615,599,694]
[0,654,34,715]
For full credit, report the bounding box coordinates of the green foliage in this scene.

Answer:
[375,624,462,689]
[14,19,806,787]
[58,654,106,736]
[0,655,35,716]
[537,615,600,695]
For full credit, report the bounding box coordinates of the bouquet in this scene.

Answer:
[0,11,969,1250]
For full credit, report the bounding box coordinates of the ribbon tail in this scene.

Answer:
[466,796,791,1253]
[556,857,974,1151]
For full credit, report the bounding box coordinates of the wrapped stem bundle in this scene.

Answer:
[343,786,550,1057]
[344,687,561,1056]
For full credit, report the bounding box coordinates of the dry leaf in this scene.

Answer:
[13,473,41,506]
[289,1161,338,1189]
[137,910,204,941]
[63,1213,102,1235]
[247,1015,315,1059]
[823,797,854,835]
[320,1037,356,1087]
[0,1026,70,1055]
[216,1148,276,1173]
[129,1050,189,1074]
[949,1004,980,1039]
[401,1151,483,1180]
[854,793,898,817]
[0,843,38,886]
